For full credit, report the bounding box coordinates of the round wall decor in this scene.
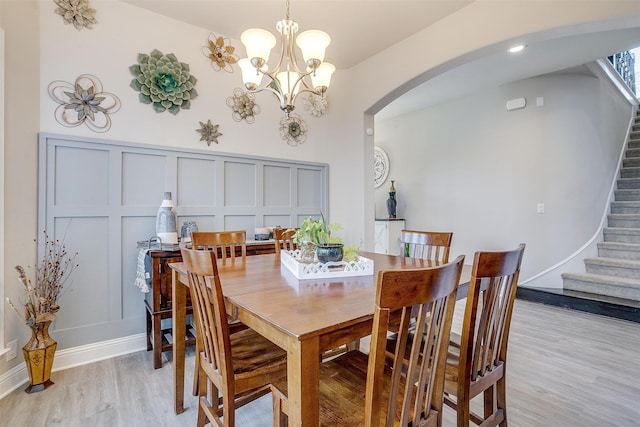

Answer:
[374,146,390,188]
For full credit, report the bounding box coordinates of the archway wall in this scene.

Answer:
[325,1,640,257]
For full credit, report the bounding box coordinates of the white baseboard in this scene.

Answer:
[0,333,146,400]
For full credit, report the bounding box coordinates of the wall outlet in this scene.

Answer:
[537,203,545,214]
[6,339,18,361]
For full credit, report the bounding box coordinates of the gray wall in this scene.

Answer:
[375,71,632,286]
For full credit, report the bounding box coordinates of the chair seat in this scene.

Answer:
[226,328,287,377]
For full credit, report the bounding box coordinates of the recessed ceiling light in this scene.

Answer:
[509,44,526,53]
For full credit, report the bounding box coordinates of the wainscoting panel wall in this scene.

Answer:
[38,133,328,350]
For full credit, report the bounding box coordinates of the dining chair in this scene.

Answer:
[189,231,250,395]
[273,227,297,256]
[385,230,454,364]
[181,248,287,427]
[271,254,466,427]
[443,243,525,427]
[400,230,453,262]
[192,231,247,265]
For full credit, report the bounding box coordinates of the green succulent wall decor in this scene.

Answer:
[129,49,198,115]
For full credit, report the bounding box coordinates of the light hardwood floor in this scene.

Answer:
[1,299,639,426]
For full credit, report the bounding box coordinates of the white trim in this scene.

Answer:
[0,333,146,400]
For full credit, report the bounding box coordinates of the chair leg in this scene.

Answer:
[457,392,471,427]
[497,377,508,427]
[271,385,288,427]
[484,385,495,421]
[192,338,200,396]
[197,396,207,427]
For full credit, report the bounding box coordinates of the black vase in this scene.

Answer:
[316,244,344,263]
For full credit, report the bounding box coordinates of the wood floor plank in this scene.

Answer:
[1,300,638,426]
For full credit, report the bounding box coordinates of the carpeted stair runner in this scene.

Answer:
[561,111,640,304]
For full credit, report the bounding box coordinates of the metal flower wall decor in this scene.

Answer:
[196,119,223,146]
[202,33,239,73]
[303,93,328,117]
[280,114,307,146]
[129,49,198,115]
[226,88,261,123]
[54,0,97,30]
[48,74,121,133]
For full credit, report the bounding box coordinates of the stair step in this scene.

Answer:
[615,189,640,201]
[598,241,640,261]
[608,213,640,228]
[617,177,640,189]
[604,227,640,243]
[626,148,640,159]
[624,156,640,167]
[623,157,640,168]
[621,166,640,178]
[584,257,640,279]
[629,140,640,150]
[610,201,640,214]
[562,272,640,301]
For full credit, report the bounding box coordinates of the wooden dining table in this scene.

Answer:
[170,251,471,425]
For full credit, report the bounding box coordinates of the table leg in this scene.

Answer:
[287,336,320,426]
[172,268,186,414]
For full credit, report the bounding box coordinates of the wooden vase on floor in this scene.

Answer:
[23,320,57,393]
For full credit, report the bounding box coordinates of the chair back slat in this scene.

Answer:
[366,254,465,427]
[192,231,247,265]
[400,230,453,263]
[274,228,298,256]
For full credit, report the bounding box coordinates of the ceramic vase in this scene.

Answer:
[156,192,178,244]
[316,244,344,263]
[180,221,198,244]
[23,320,57,393]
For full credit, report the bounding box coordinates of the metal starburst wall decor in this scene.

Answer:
[53,0,97,30]
[202,33,239,73]
[196,120,223,146]
[48,74,120,133]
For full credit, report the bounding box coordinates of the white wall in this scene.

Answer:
[375,72,632,286]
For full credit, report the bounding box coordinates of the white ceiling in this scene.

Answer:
[122,1,640,119]
[123,0,474,70]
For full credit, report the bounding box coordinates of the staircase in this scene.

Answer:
[561,115,640,303]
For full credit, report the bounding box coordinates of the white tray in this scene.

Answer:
[280,250,374,279]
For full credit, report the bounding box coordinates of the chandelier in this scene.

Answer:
[238,0,335,118]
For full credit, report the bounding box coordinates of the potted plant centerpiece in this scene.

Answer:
[6,232,78,393]
[292,214,344,263]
